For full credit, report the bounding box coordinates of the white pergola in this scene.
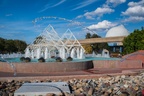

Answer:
[25,24,85,59]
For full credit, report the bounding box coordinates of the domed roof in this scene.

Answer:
[106,25,129,37]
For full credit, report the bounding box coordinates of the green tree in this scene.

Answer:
[85,33,91,39]
[0,37,5,53]
[14,40,27,53]
[92,43,109,53]
[123,28,144,54]
[91,33,100,38]
[4,40,17,53]
[82,44,93,54]
[0,37,27,53]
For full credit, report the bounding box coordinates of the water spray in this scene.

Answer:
[32,16,97,34]
[0,56,17,76]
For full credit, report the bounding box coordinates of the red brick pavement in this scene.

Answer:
[0,68,143,81]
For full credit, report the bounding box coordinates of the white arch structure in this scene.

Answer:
[25,24,85,60]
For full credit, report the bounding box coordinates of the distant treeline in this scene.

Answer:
[0,37,27,54]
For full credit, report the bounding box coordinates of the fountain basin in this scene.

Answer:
[0,61,93,73]
[0,57,143,77]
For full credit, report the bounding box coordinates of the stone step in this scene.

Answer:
[14,82,71,96]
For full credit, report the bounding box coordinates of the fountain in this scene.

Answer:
[23,16,115,61]
[27,16,101,60]
[26,24,85,60]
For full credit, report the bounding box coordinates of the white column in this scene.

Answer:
[25,48,30,58]
[76,47,80,59]
[59,47,66,59]
[62,47,66,59]
[31,50,34,59]
[92,51,96,57]
[36,47,41,59]
[80,48,85,59]
[71,48,75,58]
[44,47,48,59]
[59,48,62,58]
[48,50,50,58]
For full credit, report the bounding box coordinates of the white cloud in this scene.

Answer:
[87,20,117,30]
[76,0,125,20]
[128,0,144,7]
[50,0,66,8]
[123,16,144,22]
[76,15,83,19]
[122,0,144,22]
[122,6,144,17]
[106,0,126,6]
[84,7,114,19]
[72,0,97,10]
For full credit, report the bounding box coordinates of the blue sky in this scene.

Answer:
[0,0,144,43]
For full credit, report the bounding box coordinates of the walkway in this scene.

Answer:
[78,36,125,44]
[0,68,143,81]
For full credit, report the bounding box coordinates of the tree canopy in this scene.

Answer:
[82,44,93,54]
[0,37,27,54]
[123,27,144,54]
[85,33,91,39]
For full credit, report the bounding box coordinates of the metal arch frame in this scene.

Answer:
[25,24,85,59]
[61,29,85,52]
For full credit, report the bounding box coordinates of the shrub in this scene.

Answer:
[20,57,25,61]
[55,57,63,62]
[24,57,31,62]
[67,57,73,61]
[38,57,45,62]
[51,56,55,58]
